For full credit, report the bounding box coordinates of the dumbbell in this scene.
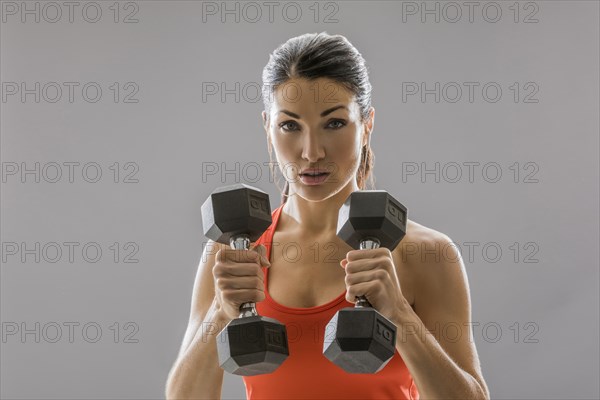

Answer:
[323,190,408,374]
[201,183,289,376]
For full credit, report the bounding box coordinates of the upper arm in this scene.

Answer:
[412,233,489,397]
[177,239,224,359]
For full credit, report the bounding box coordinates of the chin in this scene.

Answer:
[294,183,347,202]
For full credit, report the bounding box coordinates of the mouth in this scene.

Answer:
[299,171,330,185]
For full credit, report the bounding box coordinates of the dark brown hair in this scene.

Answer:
[261,32,376,204]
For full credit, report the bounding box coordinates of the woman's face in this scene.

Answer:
[263,77,373,202]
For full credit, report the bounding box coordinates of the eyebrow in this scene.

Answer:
[277,105,348,119]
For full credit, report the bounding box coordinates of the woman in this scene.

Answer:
[166,32,490,400]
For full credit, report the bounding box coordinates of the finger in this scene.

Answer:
[344,257,381,274]
[218,248,262,265]
[250,243,272,267]
[346,247,391,261]
[345,269,386,286]
[345,281,375,303]
[227,288,266,304]
[346,248,378,261]
[216,263,265,280]
[216,276,264,291]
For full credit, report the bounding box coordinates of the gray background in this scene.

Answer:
[1,1,598,399]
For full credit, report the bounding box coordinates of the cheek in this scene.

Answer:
[329,141,362,178]
[271,135,301,177]
[332,130,362,157]
[272,136,296,162]
[339,135,362,155]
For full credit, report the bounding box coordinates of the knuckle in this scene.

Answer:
[344,274,353,285]
[375,269,388,280]
[245,250,257,263]
[213,262,225,276]
[220,249,234,262]
[345,262,354,273]
[232,250,243,263]
[254,277,263,289]
[346,291,354,302]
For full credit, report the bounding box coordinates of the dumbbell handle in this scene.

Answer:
[355,238,381,308]
[230,235,260,318]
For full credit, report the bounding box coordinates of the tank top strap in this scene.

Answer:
[254,203,284,259]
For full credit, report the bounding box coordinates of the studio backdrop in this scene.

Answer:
[1,1,598,399]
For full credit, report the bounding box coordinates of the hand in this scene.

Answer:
[340,247,408,324]
[213,243,271,322]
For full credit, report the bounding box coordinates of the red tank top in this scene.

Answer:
[242,204,419,400]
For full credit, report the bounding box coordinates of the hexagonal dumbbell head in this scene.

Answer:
[323,308,398,374]
[217,315,289,376]
[323,190,408,374]
[336,190,407,249]
[201,183,272,245]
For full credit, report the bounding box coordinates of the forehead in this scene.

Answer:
[270,77,356,112]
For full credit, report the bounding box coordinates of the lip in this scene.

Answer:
[299,172,330,185]
[300,168,328,174]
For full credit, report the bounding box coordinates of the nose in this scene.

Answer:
[301,132,325,163]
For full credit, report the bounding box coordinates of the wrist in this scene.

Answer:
[391,298,416,327]
[206,298,230,328]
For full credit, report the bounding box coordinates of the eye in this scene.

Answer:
[327,119,347,130]
[278,120,299,132]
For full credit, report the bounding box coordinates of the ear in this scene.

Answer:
[262,110,269,133]
[262,111,273,152]
[362,107,375,147]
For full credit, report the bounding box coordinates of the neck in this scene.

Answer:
[280,180,360,236]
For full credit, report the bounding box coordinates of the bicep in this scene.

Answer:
[414,235,487,389]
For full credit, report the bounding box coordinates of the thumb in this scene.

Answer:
[250,243,271,268]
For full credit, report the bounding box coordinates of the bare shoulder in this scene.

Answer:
[394,218,456,271]
[392,218,466,302]
[405,218,450,244]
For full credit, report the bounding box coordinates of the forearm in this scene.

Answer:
[392,304,489,400]
[166,302,229,400]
